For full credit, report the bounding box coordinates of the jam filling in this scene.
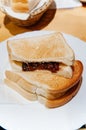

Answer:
[22,62,59,73]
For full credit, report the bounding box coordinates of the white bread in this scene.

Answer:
[5,60,83,100]
[4,78,37,101]
[5,70,65,100]
[11,0,40,13]
[4,78,82,108]
[7,32,75,65]
[7,32,75,78]
[5,69,37,94]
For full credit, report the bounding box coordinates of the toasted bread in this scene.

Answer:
[7,32,75,78]
[5,60,83,100]
[38,79,82,108]
[7,32,75,65]
[4,78,82,108]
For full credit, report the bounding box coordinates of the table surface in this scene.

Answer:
[0,4,86,42]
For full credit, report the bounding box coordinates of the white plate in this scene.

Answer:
[0,31,86,130]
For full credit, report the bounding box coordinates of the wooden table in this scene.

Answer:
[1,4,86,42]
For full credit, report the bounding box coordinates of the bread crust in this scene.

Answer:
[38,79,82,108]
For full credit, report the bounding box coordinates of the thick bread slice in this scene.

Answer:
[5,69,37,94]
[9,59,73,78]
[15,60,83,92]
[4,78,82,108]
[38,79,82,108]
[4,78,37,101]
[7,32,75,66]
[5,60,83,95]
[11,0,40,12]
[5,70,66,100]
[36,87,65,100]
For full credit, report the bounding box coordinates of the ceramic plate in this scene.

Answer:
[0,31,86,130]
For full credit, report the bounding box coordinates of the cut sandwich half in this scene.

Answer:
[4,60,83,108]
[4,78,82,108]
[7,32,75,78]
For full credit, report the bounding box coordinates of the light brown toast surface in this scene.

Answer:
[7,32,74,65]
[38,79,82,108]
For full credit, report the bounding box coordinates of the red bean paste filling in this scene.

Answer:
[22,62,59,73]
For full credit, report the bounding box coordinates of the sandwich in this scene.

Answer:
[7,32,75,78]
[5,60,83,108]
[11,0,40,13]
[4,32,83,108]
